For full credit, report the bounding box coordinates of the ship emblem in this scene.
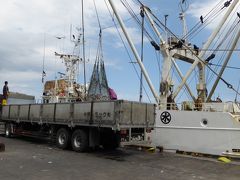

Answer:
[160,111,171,124]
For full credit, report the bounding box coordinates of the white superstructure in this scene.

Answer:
[42,29,87,103]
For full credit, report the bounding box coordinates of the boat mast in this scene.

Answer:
[143,7,172,109]
[179,0,189,43]
[139,7,144,102]
[42,33,46,84]
[81,0,87,99]
[144,4,196,105]
[108,0,239,108]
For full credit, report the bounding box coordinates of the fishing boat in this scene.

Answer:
[107,0,240,156]
[42,1,114,104]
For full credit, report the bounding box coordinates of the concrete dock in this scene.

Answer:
[0,135,240,180]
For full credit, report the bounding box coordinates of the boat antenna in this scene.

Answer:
[139,6,145,102]
[164,14,169,41]
[70,24,73,41]
[179,0,189,42]
[81,0,87,99]
[42,33,46,84]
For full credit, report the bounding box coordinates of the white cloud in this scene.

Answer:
[0,0,142,99]
[188,0,240,30]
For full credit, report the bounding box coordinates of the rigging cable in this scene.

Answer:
[103,0,152,102]
[147,8,240,96]
[81,0,87,99]
[93,0,102,30]
[186,1,236,41]
[93,0,110,95]
[206,15,240,83]
[93,0,103,63]
[133,0,240,97]
[204,12,239,82]
[208,63,240,70]
[184,0,223,38]
[183,0,228,40]
[120,0,172,95]
[120,0,161,44]
[207,26,237,84]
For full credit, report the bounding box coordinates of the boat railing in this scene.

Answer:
[159,101,240,113]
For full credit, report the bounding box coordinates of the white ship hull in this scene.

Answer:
[152,107,240,155]
[107,0,240,156]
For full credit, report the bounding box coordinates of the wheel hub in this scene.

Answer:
[74,136,81,148]
[59,134,66,145]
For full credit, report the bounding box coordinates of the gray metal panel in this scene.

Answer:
[146,104,155,125]
[92,101,115,125]
[9,105,19,119]
[29,104,41,121]
[119,101,132,125]
[73,102,91,123]
[19,105,29,120]
[55,103,71,123]
[119,101,155,126]
[1,106,10,119]
[1,100,155,128]
[42,104,55,122]
[131,103,146,125]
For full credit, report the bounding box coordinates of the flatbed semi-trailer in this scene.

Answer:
[0,100,155,152]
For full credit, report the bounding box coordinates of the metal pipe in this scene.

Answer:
[144,7,165,44]
[207,26,240,101]
[144,6,171,108]
[108,0,159,103]
[172,58,196,101]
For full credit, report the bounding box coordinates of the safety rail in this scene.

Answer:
[158,101,240,113]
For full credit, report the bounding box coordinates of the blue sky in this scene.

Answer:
[0,0,239,103]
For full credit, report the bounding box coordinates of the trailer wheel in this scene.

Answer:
[5,124,12,138]
[71,129,89,152]
[56,128,70,149]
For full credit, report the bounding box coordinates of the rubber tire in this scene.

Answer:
[56,128,71,149]
[71,129,89,152]
[5,124,12,138]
